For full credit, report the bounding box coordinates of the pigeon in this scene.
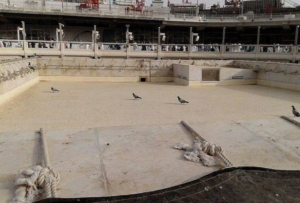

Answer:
[28,53,37,58]
[51,87,59,92]
[133,93,142,99]
[28,62,35,71]
[177,96,189,104]
[292,106,300,117]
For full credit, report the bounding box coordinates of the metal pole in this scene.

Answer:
[241,0,243,15]
[17,28,20,41]
[125,24,130,44]
[158,27,160,45]
[257,26,260,45]
[222,27,226,45]
[190,27,193,45]
[21,21,26,40]
[62,0,63,11]
[59,23,64,41]
[295,25,299,46]
[93,25,97,44]
[59,23,64,54]
[56,29,59,42]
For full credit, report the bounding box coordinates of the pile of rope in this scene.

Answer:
[13,128,60,203]
[174,140,223,167]
[179,121,233,168]
[13,165,60,203]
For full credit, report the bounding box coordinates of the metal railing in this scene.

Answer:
[130,43,157,51]
[225,44,256,52]
[0,39,23,48]
[0,39,300,60]
[258,45,293,53]
[161,44,190,52]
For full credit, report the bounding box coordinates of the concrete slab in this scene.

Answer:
[0,123,217,202]
[1,82,300,202]
[1,119,300,202]
[186,120,300,170]
[1,82,300,133]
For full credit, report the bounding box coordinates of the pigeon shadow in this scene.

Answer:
[165,103,184,105]
[125,99,140,100]
[42,91,54,93]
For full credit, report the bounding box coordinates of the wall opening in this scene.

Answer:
[202,69,220,81]
[140,77,146,82]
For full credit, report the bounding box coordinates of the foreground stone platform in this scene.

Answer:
[1,118,300,202]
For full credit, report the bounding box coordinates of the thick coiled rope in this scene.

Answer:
[12,128,60,203]
[181,121,233,167]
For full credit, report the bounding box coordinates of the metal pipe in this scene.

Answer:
[241,0,243,15]
[56,28,59,42]
[158,27,161,45]
[222,27,226,45]
[21,21,26,40]
[92,25,97,44]
[257,26,261,45]
[59,23,64,41]
[190,27,193,45]
[17,27,20,41]
[125,24,130,44]
[295,25,299,46]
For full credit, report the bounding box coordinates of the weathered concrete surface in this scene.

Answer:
[0,123,218,202]
[1,82,300,133]
[37,58,176,82]
[1,82,300,202]
[37,59,234,83]
[0,58,39,106]
[173,64,257,86]
[1,119,300,202]
[229,60,300,91]
[188,119,300,169]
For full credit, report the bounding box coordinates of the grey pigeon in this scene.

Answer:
[28,53,37,58]
[133,93,142,99]
[51,87,59,92]
[292,106,300,117]
[28,62,35,71]
[177,96,188,104]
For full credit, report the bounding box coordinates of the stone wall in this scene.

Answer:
[37,58,185,82]
[0,58,39,106]
[173,61,257,86]
[229,60,300,91]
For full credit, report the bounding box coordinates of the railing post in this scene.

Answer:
[157,27,161,60]
[295,25,299,46]
[257,26,260,45]
[222,27,226,45]
[23,40,28,58]
[126,43,129,59]
[292,45,297,62]
[221,44,225,59]
[189,27,193,59]
[60,42,64,58]
[157,44,161,60]
[256,26,261,61]
[94,42,98,59]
